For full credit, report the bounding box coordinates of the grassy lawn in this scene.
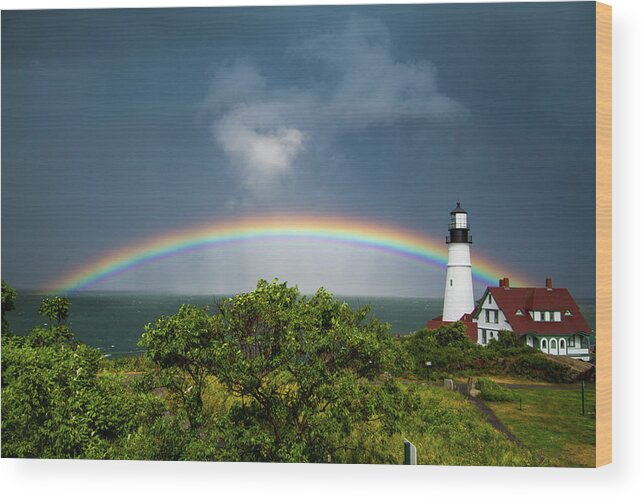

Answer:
[403,385,542,466]
[486,385,596,467]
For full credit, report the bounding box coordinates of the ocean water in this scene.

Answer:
[5,292,596,356]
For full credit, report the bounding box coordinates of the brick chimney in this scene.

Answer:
[545,277,553,291]
[502,277,510,289]
[499,278,503,287]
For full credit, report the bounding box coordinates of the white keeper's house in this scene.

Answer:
[427,203,594,361]
[472,277,593,361]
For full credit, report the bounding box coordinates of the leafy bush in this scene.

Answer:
[400,322,482,376]
[475,377,517,402]
[510,353,573,383]
[401,324,579,383]
[1,280,17,333]
[1,295,165,459]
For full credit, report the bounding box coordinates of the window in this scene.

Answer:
[488,294,492,304]
[481,330,487,345]
[564,310,573,316]
[485,310,498,324]
[533,310,561,322]
[541,339,547,349]
[559,339,566,350]
[515,309,523,316]
[568,336,575,347]
[550,339,557,350]
[450,279,453,287]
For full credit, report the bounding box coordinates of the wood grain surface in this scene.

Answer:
[595,1,612,468]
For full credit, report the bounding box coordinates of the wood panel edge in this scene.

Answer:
[595,0,612,468]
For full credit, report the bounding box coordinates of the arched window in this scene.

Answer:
[541,339,547,349]
[559,339,566,350]
[550,339,557,349]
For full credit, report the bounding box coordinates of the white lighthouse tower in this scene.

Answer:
[441,202,474,321]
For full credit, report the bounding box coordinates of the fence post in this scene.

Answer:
[581,380,585,416]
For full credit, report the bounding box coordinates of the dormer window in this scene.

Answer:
[515,309,524,316]
[564,310,573,316]
[530,310,562,322]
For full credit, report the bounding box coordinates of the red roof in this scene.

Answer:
[427,314,478,342]
[474,286,593,336]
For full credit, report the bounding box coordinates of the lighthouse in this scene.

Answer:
[441,202,474,321]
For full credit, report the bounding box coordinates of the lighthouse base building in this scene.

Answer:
[427,204,593,361]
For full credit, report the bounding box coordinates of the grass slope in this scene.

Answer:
[486,385,596,467]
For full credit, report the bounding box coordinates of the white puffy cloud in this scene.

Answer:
[203,15,467,196]
[213,101,307,189]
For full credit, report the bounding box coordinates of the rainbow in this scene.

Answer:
[44,215,530,294]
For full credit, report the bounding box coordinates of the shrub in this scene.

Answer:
[475,377,517,402]
[510,353,573,383]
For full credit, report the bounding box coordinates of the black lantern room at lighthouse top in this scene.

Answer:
[446,202,472,244]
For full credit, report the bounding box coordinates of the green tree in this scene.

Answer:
[139,304,217,429]
[140,279,410,462]
[1,280,17,333]
[39,296,71,326]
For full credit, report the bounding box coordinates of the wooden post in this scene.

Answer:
[581,380,586,416]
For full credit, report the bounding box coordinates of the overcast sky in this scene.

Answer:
[1,3,596,298]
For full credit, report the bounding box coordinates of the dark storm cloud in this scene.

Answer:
[2,4,597,297]
[202,15,467,196]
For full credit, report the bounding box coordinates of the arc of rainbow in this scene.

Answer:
[44,215,529,294]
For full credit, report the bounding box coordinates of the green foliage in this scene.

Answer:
[510,354,573,383]
[401,323,579,383]
[400,322,481,376]
[334,384,539,466]
[1,300,165,459]
[39,296,71,326]
[99,353,153,373]
[475,377,518,402]
[25,325,75,347]
[210,279,410,462]
[2,280,17,333]
[140,279,412,462]
[1,279,578,464]
[114,416,192,461]
[139,304,217,429]
[489,330,522,349]
[1,335,163,458]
